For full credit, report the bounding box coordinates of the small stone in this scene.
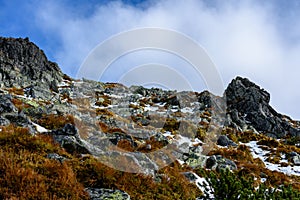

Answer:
[85,188,130,200]
[217,135,237,147]
[46,153,66,163]
[206,155,237,171]
[291,153,300,165]
[146,144,152,150]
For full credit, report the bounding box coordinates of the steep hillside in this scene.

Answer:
[0,37,300,199]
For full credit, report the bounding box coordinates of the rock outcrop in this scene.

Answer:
[0,37,63,99]
[225,76,300,138]
[0,94,35,132]
[50,124,90,154]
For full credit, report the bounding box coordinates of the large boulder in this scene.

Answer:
[0,94,17,113]
[50,124,90,154]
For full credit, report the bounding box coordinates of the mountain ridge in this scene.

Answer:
[1,36,300,199]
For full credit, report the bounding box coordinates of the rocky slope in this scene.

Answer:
[1,37,300,199]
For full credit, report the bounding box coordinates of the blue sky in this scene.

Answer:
[1,0,300,119]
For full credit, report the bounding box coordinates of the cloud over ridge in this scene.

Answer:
[33,0,300,119]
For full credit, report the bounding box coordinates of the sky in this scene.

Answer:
[0,0,300,119]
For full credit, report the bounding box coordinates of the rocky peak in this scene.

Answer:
[225,76,300,138]
[0,37,63,98]
[226,76,270,111]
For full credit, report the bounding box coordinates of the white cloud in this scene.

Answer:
[34,0,300,119]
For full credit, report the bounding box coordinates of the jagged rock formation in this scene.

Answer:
[0,37,63,99]
[226,76,300,138]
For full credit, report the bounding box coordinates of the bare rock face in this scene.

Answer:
[225,76,300,138]
[0,37,63,98]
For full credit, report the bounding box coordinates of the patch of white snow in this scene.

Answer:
[246,141,300,176]
[32,123,49,133]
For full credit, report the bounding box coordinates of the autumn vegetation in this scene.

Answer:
[1,112,300,199]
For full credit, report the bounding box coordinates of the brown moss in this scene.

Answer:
[98,122,109,133]
[61,93,72,102]
[264,170,293,187]
[196,128,207,141]
[0,125,88,199]
[5,123,300,199]
[96,108,114,117]
[233,129,267,143]
[117,139,135,152]
[129,103,140,109]
[95,95,111,107]
[38,114,75,130]
[11,98,32,111]
[97,122,126,135]
[104,82,122,89]
[221,127,239,143]
[208,145,254,163]
[71,156,200,200]
[163,118,180,133]
[137,136,167,153]
[63,74,73,81]
[257,138,280,148]
[71,97,91,108]
[106,127,126,134]
[207,140,300,190]
[8,87,24,95]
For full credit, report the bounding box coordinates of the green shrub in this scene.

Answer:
[198,169,300,200]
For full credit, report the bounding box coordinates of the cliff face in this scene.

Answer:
[0,37,300,199]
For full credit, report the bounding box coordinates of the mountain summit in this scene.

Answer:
[0,37,300,199]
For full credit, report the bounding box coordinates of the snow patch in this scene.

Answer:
[191,172,214,199]
[144,105,159,112]
[246,141,300,176]
[181,107,194,114]
[109,94,124,99]
[162,131,172,137]
[32,123,49,133]
[176,135,193,146]
[57,81,69,87]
